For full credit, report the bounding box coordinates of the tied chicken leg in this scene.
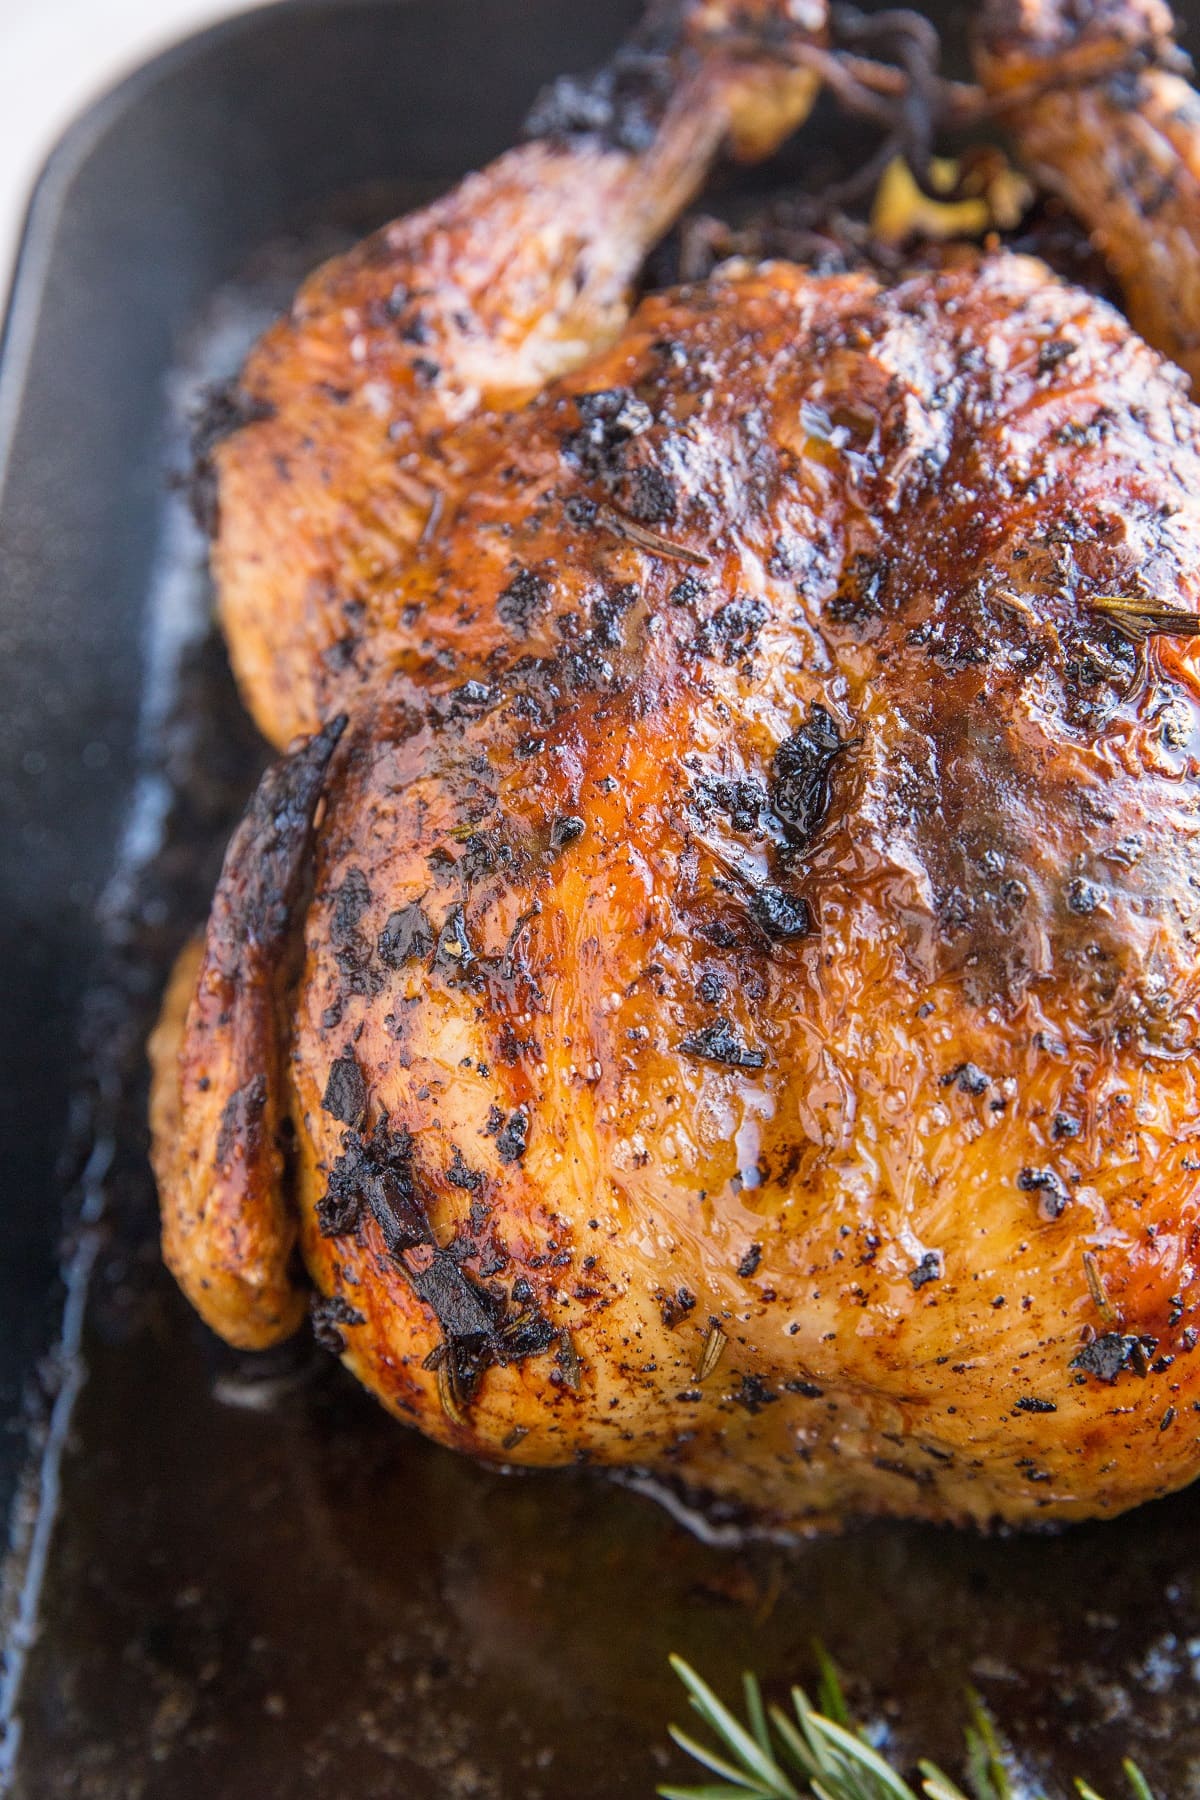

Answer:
[155,0,1200,1531]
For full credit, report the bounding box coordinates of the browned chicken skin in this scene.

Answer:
[154,0,1200,1531]
[210,0,827,749]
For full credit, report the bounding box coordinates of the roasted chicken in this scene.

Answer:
[152,0,1200,1531]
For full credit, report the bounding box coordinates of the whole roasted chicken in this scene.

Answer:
[152,0,1200,1531]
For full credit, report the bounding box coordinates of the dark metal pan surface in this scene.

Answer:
[3,3,1200,1794]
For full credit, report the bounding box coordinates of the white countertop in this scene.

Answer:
[0,0,265,293]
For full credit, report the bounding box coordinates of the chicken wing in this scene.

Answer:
[206,0,827,748]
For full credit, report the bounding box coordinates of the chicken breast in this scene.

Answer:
[154,0,1200,1531]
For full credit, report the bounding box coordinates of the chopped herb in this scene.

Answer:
[556,1329,583,1391]
[1017,1166,1071,1220]
[550,814,586,851]
[942,1062,989,1095]
[437,902,476,969]
[749,885,811,941]
[1071,1331,1159,1384]
[378,902,434,966]
[496,1306,557,1361]
[321,1054,366,1125]
[1082,1250,1118,1327]
[771,706,848,845]
[909,1250,943,1290]
[596,502,710,566]
[310,1293,365,1353]
[679,1016,765,1070]
[694,1322,727,1383]
[495,1109,529,1163]
[435,1349,472,1427]
[1088,595,1200,641]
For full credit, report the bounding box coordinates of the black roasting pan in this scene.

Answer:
[4,2,1200,1794]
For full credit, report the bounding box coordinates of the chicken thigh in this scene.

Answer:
[154,0,1200,1531]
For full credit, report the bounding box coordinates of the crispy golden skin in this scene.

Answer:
[208,1,826,749]
[151,720,344,1346]
[977,0,1200,389]
[154,2,1200,1530]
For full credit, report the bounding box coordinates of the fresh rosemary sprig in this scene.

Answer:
[659,1652,1158,1800]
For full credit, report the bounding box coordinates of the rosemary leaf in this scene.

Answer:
[658,1787,768,1800]
[918,1767,973,1800]
[596,502,711,567]
[779,1692,840,1784]
[814,1644,851,1729]
[1087,595,1200,640]
[766,1702,823,1780]
[694,1323,727,1383]
[805,1712,925,1800]
[670,1657,801,1797]
[745,1672,773,1761]
[667,1724,779,1793]
[962,1689,1013,1800]
[791,1684,891,1796]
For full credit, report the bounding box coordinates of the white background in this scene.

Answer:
[0,0,263,292]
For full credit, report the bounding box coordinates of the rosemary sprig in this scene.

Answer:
[1087,595,1200,642]
[659,1653,1158,1800]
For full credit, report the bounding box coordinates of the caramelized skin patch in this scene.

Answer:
[977,0,1200,389]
